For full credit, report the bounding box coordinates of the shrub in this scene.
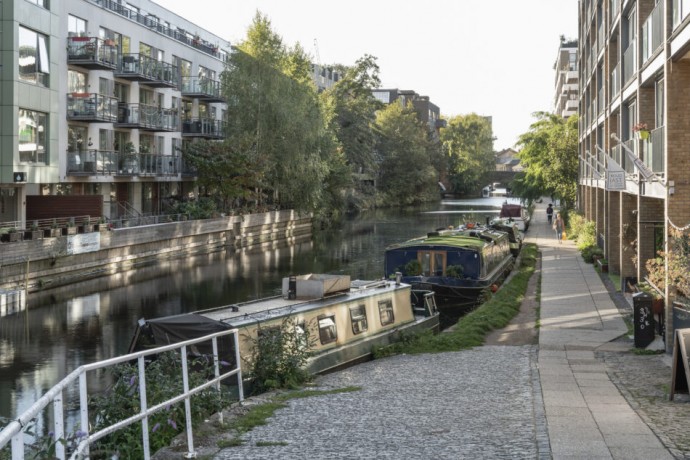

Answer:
[247,317,315,394]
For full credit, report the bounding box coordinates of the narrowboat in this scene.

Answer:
[384,226,514,323]
[499,202,531,232]
[129,274,439,376]
[488,219,523,257]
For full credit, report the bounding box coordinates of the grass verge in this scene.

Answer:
[373,243,538,356]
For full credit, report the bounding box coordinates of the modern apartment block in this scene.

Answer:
[554,37,579,119]
[578,0,690,349]
[1,0,229,226]
[371,89,444,132]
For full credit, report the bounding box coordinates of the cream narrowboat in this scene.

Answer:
[129,274,438,375]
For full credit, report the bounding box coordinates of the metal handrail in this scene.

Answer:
[0,329,243,460]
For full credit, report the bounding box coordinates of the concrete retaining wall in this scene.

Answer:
[0,210,312,292]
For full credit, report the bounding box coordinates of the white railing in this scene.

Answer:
[0,329,243,460]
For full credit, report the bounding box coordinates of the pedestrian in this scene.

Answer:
[546,203,554,225]
[553,212,565,244]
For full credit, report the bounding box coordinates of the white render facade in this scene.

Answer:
[1,0,230,225]
[553,38,579,119]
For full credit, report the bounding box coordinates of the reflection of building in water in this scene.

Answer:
[0,288,26,317]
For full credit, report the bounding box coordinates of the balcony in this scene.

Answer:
[66,150,118,176]
[623,40,636,84]
[642,2,664,64]
[180,77,225,102]
[115,104,179,131]
[138,154,181,177]
[610,62,620,98]
[66,93,118,122]
[622,138,637,174]
[181,118,225,139]
[642,126,665,174]
[67,150,182,177]
[67,36,118,70]
[115,54,178,88]
[91,0,224,59]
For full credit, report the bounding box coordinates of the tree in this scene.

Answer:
[375,102,438,206]
[221,12,331,212]
[440,114,495,196]
[515,112,579,207]
[326,55,382,175]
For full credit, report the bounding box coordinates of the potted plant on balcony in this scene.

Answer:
[633,122,649,140]
[62,221,77,236]
[120,141,138,174]
[78,217,94,233]
[1,228,22,243]
[24,223,42,240]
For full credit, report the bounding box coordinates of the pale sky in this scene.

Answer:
[156,0,579,149]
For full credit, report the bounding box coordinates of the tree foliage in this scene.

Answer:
[375,103,439,205]
[441,114,495,196]
[326,55,382,175]
[220,12,330,212]
[515,113,579,207]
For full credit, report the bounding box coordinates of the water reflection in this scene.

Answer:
[0,198,513,423]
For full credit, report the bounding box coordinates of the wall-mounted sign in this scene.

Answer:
[606,170,626,190]
[13,172,26,183]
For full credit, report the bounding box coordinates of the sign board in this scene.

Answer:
[606,170,626,190]
[13,172,26,183]
[66,232,101,255]
[670,328,690,400]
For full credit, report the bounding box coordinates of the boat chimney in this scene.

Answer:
[395,272,402,286]
[288,275,297,299]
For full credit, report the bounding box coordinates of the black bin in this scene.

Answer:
[633,291,655,348]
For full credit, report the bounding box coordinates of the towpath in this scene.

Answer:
[169,201,688,459]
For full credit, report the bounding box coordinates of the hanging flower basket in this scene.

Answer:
[633,122,649,140]
[638,130,650,140]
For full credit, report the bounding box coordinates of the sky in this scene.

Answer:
[156,0,579,150]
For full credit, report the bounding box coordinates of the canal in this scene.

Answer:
[0,197,514,424]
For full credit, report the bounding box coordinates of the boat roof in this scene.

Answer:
[149,280,411,329]
[386,232,487,251]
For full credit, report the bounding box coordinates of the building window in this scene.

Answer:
[350,305,368,335]
[68,70,87,93]
[26,0,49,8]
[318,315,337,344]
[68,15,86,36]
[18,26,49,87]
[18,109,47,164]
[378,299,395,326]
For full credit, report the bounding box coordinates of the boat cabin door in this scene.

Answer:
[419,251,447,276]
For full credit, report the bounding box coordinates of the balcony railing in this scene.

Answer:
[642,2,664,63]
[90,0,225,59]
[673,0,690,29]
[643,126,665,174]
[622,138,637,174]
[66,151,183,177]
[180,77,224,102]
[181,118,226,139]
[139,154,181,176]
[598,87,605,114]
[67,36,118,70]
[116,103,179,131]
[66,93,118,122]
[610,62,620,98]
[623,40,636,84]
[115,54,178,87]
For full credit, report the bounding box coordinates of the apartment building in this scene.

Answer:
[1,0,229,226]
[371,89,445,132]
[578,0,690,349]
[554,37,579,119]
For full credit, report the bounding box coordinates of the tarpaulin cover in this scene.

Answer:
[148,314,231,345]
[499,204,522,218]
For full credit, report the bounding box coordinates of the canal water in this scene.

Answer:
[0,197,516,425]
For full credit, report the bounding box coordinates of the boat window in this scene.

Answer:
[378,299,395,326]
[418,251,446,276]
[318,315,337,344]
[350,305,368,335]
